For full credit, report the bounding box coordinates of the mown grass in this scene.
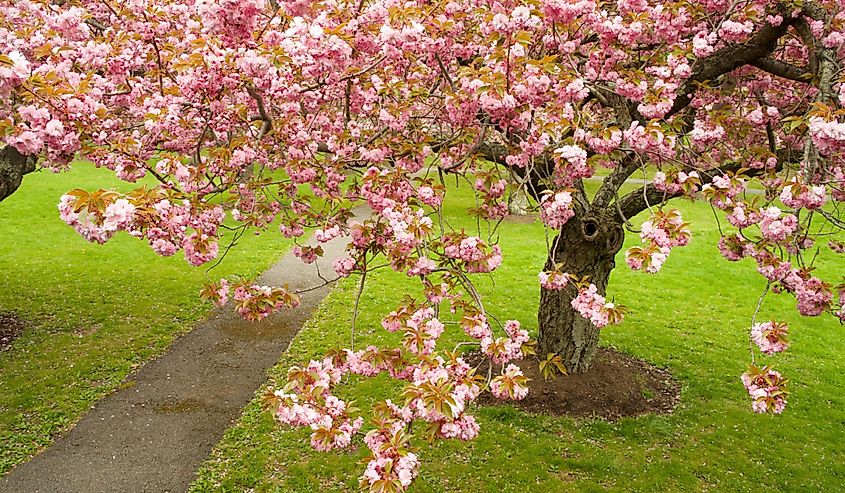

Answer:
[192,181,845,492]
[0,164,290,474]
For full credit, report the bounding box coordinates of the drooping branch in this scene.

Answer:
[0,146,37,203]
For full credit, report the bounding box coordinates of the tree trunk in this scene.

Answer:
[0,146,36,203]
[537,209,624,373]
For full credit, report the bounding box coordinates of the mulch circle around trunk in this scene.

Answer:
[0,311,27,351]
[470,347,681,421]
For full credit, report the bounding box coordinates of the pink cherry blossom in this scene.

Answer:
[750,321,789,355]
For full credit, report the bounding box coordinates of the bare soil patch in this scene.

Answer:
[0,311,26,351]
[471,347,681,420]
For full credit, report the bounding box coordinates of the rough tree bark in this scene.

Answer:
[0,146,36,203]
[537,208,625,373]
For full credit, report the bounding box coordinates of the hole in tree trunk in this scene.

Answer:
[581,218,599,240]
[606,225,624,252]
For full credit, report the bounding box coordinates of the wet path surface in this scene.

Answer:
[0,221,359,493]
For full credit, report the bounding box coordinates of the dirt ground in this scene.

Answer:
[473,347,681,420]
[0,311,25,351]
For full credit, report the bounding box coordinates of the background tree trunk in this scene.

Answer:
[508,186,531,215]
[537,209,624,373]
[507,169,532,216]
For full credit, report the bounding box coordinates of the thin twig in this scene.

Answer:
[350,266,367,352]
[748,282,771,365]
[299,55,386,93]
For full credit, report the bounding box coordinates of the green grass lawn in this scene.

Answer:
[0,164,290,474]
[191,183,845,492]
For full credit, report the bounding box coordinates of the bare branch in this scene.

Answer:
[299,55,386,93]
[435,54,456,92]
[749,57,811,82]
[246,85,273,139]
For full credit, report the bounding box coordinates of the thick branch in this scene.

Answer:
[474,141,591,209]
[588,85,638,129]
[793,18,820,76]
[594,13,800,208]
[666,9,796,118]
[615,183,680,221]
[299,55,386,93]
[749,57,811,82]
[0,146,37,203]
[803,45,838,180]
[477,142,546,202]
[591,152,639,209]
[587,85,645,208]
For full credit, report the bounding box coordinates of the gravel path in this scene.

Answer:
[0,215,362,493]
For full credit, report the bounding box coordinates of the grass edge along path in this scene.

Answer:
[0,164,289,475]
[0,211,364,493]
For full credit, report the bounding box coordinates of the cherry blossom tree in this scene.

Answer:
[3,0,845,489]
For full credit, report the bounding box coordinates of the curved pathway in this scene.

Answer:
[0,213,364,493]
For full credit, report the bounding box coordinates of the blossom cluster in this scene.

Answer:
[741,366,789,414]
[539,190,575,229]
[490,364,530,400]
[626,209,690,273]
[750,321,789,355]
[538,270,570,290]
[570,284,623,328]
[58,190,225,267]
[442,235,503,274]
[780,179,827,210]
[481,320,531,365]
[715,236,834,318]
[653,170,700,196]
[58,194,136,245]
